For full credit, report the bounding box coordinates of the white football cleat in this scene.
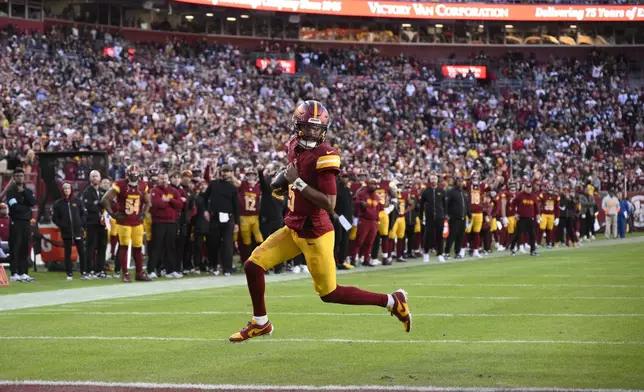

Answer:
[10,274,22,282]
[292,265,302,274]
[473,250,482,258]
[301,265,310,275]
[422,254,430,263]
[66,275,73,281]
[148,272,158,279]
[497,245,506,252]
[437,255,446,263]
[458,249,465,258]
[20,274,35,282]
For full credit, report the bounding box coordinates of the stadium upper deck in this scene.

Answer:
[2,0,644,47]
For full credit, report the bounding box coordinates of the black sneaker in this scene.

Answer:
[382,258,392,266]
[454,255,463,260]
[511,250,516,256]
[530,251,538,256]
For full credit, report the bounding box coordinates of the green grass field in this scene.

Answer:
[1,238,643,390]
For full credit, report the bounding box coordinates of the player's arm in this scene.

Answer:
[554,196,560,218]
[501,195,508,217]
[142,191,151,217]
[101,188,118,215]
[388,186,397,202]
[231,175,242,188]
[299,171,337,213]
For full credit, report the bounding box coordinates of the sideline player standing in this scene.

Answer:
[101,165,151,282]
[229,100,411,343]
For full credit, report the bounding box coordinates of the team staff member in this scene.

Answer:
[334,172,354,270]
[445,176,470,260]
[143,165,160,256]
[53,183,89,280]
[352,179,381,267]
[420,174,447,263]
[149,172,183,279]
[179,170,196,273]
[203,164,240,276]
[558,184,578,247]
[170,172,188,273]
[257,165,286,272]
[510,182,540,256]
[82,170,109,278]
[192,180,210,272]
[7,168,36,282]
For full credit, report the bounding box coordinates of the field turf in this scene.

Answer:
[1,237,643,391]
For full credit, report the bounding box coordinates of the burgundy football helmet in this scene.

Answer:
[292,100,330,149]
[126,165,141,186]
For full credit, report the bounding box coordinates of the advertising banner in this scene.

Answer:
[175,1,644,22]
[255,58,296,74]
[441,65,487,79]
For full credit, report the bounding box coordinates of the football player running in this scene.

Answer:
[101,165,152,283]
[229,100,412,343]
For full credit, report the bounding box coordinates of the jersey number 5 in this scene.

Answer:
[125,198,141,215]
[287,185,295,212]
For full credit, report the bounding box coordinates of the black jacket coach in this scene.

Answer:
[52,196,87,239]
[81,185,106,225]
[258,170,285,226]
[7,185,36,222]
[202,179,240,225]
[334,178,354,223]
[420,186,447,220]
[446,186,470,220]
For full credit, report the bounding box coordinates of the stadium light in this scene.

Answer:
[206,12,213,17]
[185,15,194,21]
[241,14,250,18]
[227,17,236,22]
[570,25,577,29]
[479,24,484,29]
[505,24,513,29]
[436,24,443,28]
[402,23,411,28]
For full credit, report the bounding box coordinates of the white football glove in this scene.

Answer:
[502,217,509,227]
[466,220,473,230]
[581,214,586,219]
[624,211,628,218]
[536,215,542,224]
[554,218,559,226]
[496,221,502,231]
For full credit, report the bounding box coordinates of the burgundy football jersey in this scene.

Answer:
[285,138,340,238]
[113,179,148,227]
[238,181,261,216]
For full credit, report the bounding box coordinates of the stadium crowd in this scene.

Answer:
[0,22,642,282]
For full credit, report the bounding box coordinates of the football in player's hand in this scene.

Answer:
[271,170,289,193]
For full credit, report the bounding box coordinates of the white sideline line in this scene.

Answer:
[3,311,644,317]
[118,295,644,301]
[1,336,643,346]
[361,283,644,288]
[1,236,643,312]
[0,380,641,392]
